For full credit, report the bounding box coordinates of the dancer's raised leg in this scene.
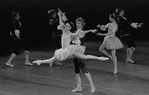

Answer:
[99,45,112,60]
[73,52,109,60]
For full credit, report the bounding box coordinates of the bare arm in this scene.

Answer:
[57,10,65,30]
[97,32,111,36]
[82,29,97,34]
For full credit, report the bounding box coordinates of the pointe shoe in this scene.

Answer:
[6,63,14,67]
[91,85,95,93]
[25,62,33,66]
[114,67,117,74]
[99,57,109,61]
[71,87,82,92]
[32,60,42,65]
[126,59,134,63]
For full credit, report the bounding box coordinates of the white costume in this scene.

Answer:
[54,32,85,61]
[102,22,124,49]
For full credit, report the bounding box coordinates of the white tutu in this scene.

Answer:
[103,36,124,50]
[54,45,86,61]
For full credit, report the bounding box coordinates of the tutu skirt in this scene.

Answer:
[54,45,86,61]
[103,36,124,50]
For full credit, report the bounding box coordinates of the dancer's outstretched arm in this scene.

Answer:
[82,29,97,34]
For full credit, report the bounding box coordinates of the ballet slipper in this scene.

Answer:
[114,67,117,74]
[25,62,33,66]
[126,59,134,63]
[71,87,82,92]
[6,63,14,67]
[98,57,109,61]
[91,85,95,93]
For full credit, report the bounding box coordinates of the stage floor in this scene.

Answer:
[0,41,149,95]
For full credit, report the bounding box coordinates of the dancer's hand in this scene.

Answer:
[137,23,143,27]
[97,25,106,31]
[97,24,101,28]
[131,22,143,29]
[15,30,20,38]
[57,8,63,16]
[96,32,102,36]
[91,29,98,33]
[10,31,12,36]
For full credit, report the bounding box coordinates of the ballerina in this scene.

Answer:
[97,13,124,74]
[32,9,109,67]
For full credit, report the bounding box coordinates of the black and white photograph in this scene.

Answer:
[0,0,149,95]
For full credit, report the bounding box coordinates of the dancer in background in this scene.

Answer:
[6,11,33,67]
[47,9,62,66]
[115,8,143,63]
[32,9,109,67]
[97,13,124,74]
[71,17,96,93]
[48,9,62,49]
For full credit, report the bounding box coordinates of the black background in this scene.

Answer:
[0,0,148,49]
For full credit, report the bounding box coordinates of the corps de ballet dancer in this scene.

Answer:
[115,8,143,63]
[97,13,124,74]
[5,11,33,67]
[47,9,62,66]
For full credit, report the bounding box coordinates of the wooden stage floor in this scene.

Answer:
[0,40,149,95]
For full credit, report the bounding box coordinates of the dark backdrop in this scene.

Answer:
[0,0,148,54]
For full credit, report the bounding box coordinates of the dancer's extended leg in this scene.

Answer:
[73,52,109,60]
[32,56,56,67]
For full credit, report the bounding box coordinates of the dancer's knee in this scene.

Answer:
[81,68,88,74]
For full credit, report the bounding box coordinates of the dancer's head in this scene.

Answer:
[115,8,124,16]
[47,9,57,18]
[76,17,86,29]
[12,11,20,20]
[64,22,74,32]
[109,13,116,22]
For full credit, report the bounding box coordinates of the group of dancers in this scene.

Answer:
[5,7,143,93]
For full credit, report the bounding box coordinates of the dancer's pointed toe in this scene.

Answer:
[32,60,41,65]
